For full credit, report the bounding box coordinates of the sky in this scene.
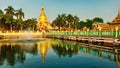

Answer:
[0,0,120,23]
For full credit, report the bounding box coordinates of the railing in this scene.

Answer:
[47,30,120,38]
[0,30,119,38]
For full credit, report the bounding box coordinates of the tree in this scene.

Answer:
[106,22,112,25]
[51,20,57,27]
[73,16,80,30]
[15,8,24,20]
[31,18,37,31]
[0,16,6,31]
[86,19,93,29]
[0,9,4,30]
[4,6,15,31]
[15,8,25,31]
[4,6,15,17]
[60,14,67,30]
[17,19,24,31]
[23,18,37,31]
[93,17,104,23]
[5,16,14,31]
[0,9,4,19]
[52,14,66,31]
[78,21,86,29]
[66,14,74,31]
[24,19,31,30]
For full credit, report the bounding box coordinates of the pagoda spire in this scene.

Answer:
[38,5,47,22]
[112,10,120,23]
[118,10,120,18]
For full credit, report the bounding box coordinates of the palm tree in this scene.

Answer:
[57,14,62,31]
[0,9,4,30]
[15,8,24,31]
[56,14,66,31]
[17,19,24,31]
[61,14,67,30]
[5,16,14,31]
[51,20,59,30]
[4,6,15,31]
[24,19,34,31]
[15,8,24,20]
[4,6,15,17]
[66,14,74,31]
[73,16,80,31]
[0,9,4,19]
[31,18,37,31]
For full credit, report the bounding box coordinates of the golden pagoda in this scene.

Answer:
[37,6,52,32]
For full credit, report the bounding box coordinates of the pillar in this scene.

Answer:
[98,27,102,37]
[115,27,118,38]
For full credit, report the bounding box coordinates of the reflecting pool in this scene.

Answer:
[0,39,120,68]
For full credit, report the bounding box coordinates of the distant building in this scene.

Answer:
[93,11,120,30]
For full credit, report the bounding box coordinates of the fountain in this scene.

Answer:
[7,38,44,43]
[7,31,44,43]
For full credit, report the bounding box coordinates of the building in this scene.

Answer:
[37,6,52,32]
[93,11,120,30]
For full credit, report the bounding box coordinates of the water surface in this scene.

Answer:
[0,39,120,68]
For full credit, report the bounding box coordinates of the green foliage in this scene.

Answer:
[0,6,37,31]
[4,6,15,17]
[0,9,4,18]
[77,17,104,30]
[93,17,104,23]
[106,22,112,24]
[52,14,80,31]
[86,19,94,29]
[52,13,105,30]
[51,14,67,31]
[78,21,86,29]
[15,8,24,20]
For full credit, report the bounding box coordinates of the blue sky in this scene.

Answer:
[0,0,120,22]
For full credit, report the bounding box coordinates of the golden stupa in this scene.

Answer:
[37,6,52,32]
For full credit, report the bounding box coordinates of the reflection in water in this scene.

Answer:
[0,42,37,66]
[52,42,80,57]
[37,40,51,63]
[0,39,120,67]
[51,40,120,66]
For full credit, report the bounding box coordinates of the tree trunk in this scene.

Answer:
[69,22,70,31]
[75,25,77,31]
[20,26,23,31]
[59,23,61,31]
[32,25,34,32]
[0,46,1,55]
[10,24,12,32]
